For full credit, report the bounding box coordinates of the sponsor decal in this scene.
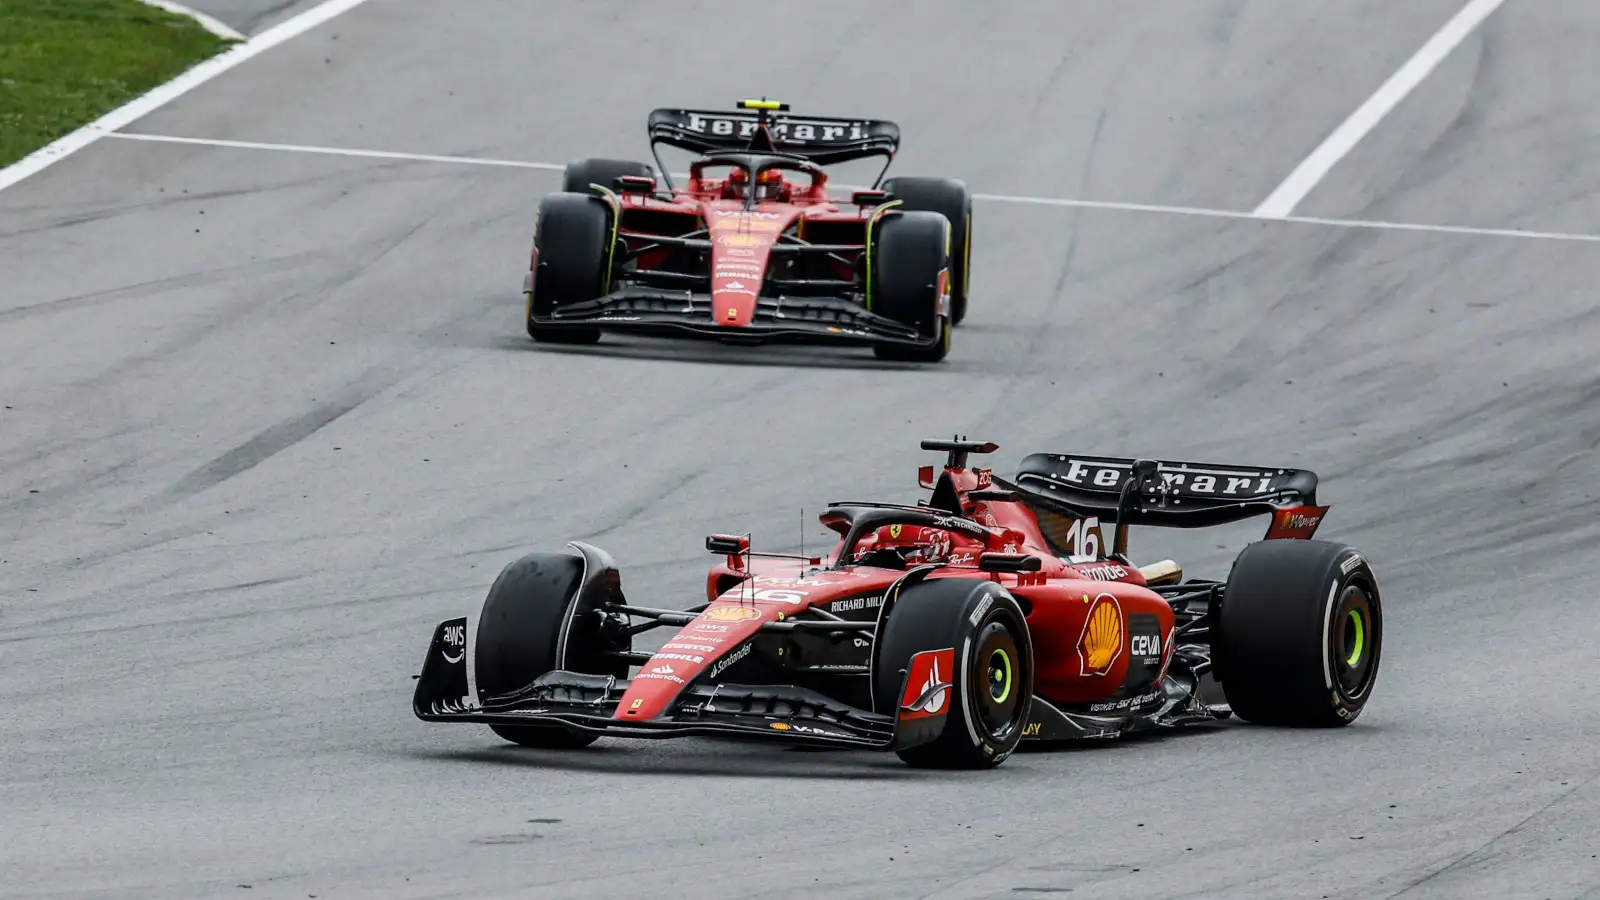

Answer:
[719,289,757,297]
[1341,553,1363,575]
[829,594,883,613]
[975,468,993,488]
[968,594,995,626]
[777,714,844,736]
[724,247,756,258]
[681,113,869,144]
[692,622,731,633]
[637,663,686,684]
[1053,459,1280,498]
[1076,564,1128,582]
[1076,593,1124,676]
[709,642,752,678]
[1023,722,1042,737]
[724,280,748,290]
[630,698,644,710]
[1266,505,1330,540]
[852,637,870,648]
[441,623,465,664]
[1088,689,1163,713]
[712,209,782,219]
[717,233,766,248]
[899,648,955,720]
[702,606,761,622]
[652,652,705,665]
[1129,632,1161,659]
[663,642,719,653]
[888,524,903,539]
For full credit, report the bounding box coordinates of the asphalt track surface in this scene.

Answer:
[3,2,1599,898]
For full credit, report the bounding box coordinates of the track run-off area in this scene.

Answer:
[3,2,1597,898]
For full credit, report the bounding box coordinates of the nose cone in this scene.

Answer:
[705,205,799,326]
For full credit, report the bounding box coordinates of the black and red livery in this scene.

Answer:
[521,99,973,362]
[413,439,1384,769]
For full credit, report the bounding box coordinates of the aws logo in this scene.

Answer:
[1076,594,1123,676]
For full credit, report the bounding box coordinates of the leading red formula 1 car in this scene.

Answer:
[413,439,1384,769]
[520,99,972,362]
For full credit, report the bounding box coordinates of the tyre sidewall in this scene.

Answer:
[874,577,1034,766]
[870,210,951,342]
[1218,540,1382,726]
[881,177,971,322]
[530,192,612,320]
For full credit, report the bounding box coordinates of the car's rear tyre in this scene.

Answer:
[475,550,629,748]
[1214,540,1383,727]
[868,210,952,363]
[561,157,654,195]
[526,192,610,345]
[882,177,972,326]
[873,577,1034,768]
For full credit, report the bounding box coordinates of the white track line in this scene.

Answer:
[1253,0,1507,219]
[101,132,1600,245]
[107,132,565,171]
[0,0,375,194]
[139,0,246,41]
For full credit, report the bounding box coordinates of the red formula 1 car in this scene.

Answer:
[413,439,1384,769]
[520,99,972,362]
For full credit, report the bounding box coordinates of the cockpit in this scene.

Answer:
[686,152,827,207]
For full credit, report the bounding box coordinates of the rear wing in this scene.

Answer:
[1010,452,1330,544]
[646,102,900,169]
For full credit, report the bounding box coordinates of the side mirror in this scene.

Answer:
[617,175,656,194]
[706,534,750,555]
[978,553,1042,573]
[852,189,891,206]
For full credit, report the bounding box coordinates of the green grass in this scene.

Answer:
[0,0,232,167]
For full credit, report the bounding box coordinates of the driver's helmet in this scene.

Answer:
[721,167,788,202]
[753,169,787,201]
[854,523,954,566]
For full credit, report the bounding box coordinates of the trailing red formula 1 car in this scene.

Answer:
[413,439,1383,769]
[521,99,972,362]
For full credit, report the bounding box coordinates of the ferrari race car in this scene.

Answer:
[520,99,972,362]
[413,439,1383,769]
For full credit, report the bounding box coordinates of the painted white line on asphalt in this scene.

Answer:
[1252,0,1508,219]
[106,132,566,171]
[977,190,1600,244]
[0,0,376,195]
[139,0,247,41]
[99,132,1600,245]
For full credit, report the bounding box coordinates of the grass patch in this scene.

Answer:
[0,0,232,168]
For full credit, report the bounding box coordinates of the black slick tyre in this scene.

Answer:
[872,577,1034,769]
[475,550,628,748]
[561,158,654,195]
[526,192,611,345]
[1214,540,1382,727]
[868,210,952,363]
[881,176,972,325]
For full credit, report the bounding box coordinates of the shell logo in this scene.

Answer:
[702,605,761,622]
[1076,593,1124,676]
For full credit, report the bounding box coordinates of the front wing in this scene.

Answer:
[524,280,933,349]
[414,618,915,750]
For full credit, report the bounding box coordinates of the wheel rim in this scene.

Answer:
[1330,585,1379,699]
[971,619,1024,738]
